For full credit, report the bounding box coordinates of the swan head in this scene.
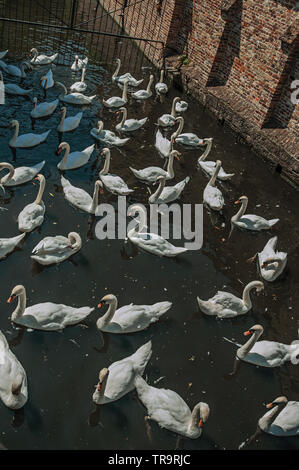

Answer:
[153,175,166,186]
[198,402,210,428]
[67,232,82,249]
[11,376,23,396]
[96,368,109,391]
[203,137,213,144]
[60,106,67,115]
[265,396,288,409]
[95,180,104,193]
[100,148,110,158]
[169,150,181,161]
[291,348,299,365]
[115,58,121,65]
[254,281,264,293]
[98,294,117,308]
[7,285,25,303]
[234,195,248,205]
[57,142,69,155]
[33,97,38,107]
[243,324,264,337]
[10,120,18,128]
[75,55,79,62]
[30,48,37,57]
[116,107,126,116]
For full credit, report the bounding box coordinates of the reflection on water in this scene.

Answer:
[0,6,299,452]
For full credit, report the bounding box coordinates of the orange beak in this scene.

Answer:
[244,330,252,336]
[266,403,273,409]
[98,302,104,308]
[97,383,101,391]
[234,200,240,205]
[99,188,104,195]
[198,419,204,428]
[57,147,62,155]
[7,296,14,303]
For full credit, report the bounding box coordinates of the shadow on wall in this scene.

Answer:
[207,0,243,87]
[165,0,193,57]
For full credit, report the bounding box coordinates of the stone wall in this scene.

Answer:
[99,0,299,185]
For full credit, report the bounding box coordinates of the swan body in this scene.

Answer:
[103,79,128,108]
[61,176,103,214]
[70,67,87,92]
[9,120,51,148]
[115,107,148,132]
[96,294,172,333]
[203,160,225,211]
[4,81,32,96]
[90,121,130,146]
[149,175,190,204]
[232,196,279,231]
[57,107,83,132]
[57,82,96,105]
[40,69,54,89]
[17,174,46,232]
[0,233,25,260]
[71,55,88,72]
[0,61,29,78]
[158,97,180,127]
[198,138,234,180]
[30,48,58,65]
[257,236,287,282]
[175,100,188,113]
[236,325,299,368]
[57,142,95,170]
[31,97,59,118]
[112,59,143,87]
[197,280,264,318]
[258,397,299,436]
[0,161,45,187]
[31,232,82,265]
[100,148,134,195]
[173,117,205,147]
[0,331,28,409]
[8,285,94,331]
[92,341,152,405]
[155,70,168,94]
[135,375,210,439]
[130,150,180,184]
[131,75,154,100]
[128,205,188,257]
[155,116,184,158]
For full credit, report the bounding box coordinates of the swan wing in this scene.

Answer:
[155,129,171,157]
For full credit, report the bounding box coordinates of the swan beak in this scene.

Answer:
[99,189,104,195]
[198,419,204,428]
[57,147,62,155]
[266,403,273,409]
[97,382,102,391]
[97,302,104,308]
[7,295,15,303]
[261,263,266,268]
[68,245,74,250]
[234,200,241,205]
[244,330,252,336]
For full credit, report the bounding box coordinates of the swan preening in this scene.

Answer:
[90,120,130,146]
[197,280,264,318]
[257,236,287,282]
[96,294,172,333]
[92,341,152,405]
[135,375,210,439]
[0,233,25,261]
[127,204,188,257]
[31,232,82,265]
[61,176,103,214]
[232,196,279,231]
[130,150,181,184]
[0,161,45,186]
[0,331,28,409]
[57,142,95,170]
[112,58,143,87]
[7,285,94,331]
[9,120,51,148]
[30,48,58,65]
[258,397,299,436]
[236,324,299,367]
[17,174,46,232]
[99,148,134,195]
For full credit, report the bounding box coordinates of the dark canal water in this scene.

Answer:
[0,4,299,451]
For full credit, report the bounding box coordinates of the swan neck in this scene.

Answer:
[209,162,221,186]
[259,404,286,432]
[59,108,66,127]
[189,403,201,433]
[113,60,121,79]
[0,163,14,183]
[11,122,19,145]
[34,177,45,205]
[167,154,175,178]
[173,117,184,138]
[122,81,128,101]
[120,108,127,126]
[90,183,100,212]
[12,289,26,322]
[69,233,82,250]
[234,199,247,221]
[61,144,70,166]
[147,77,153,93]
[198,140,213,162]
[101,298,118,327]
[238,330,263,358]
[242,282,257,309]
[100,152,110,175]
[171,98,178,117]
[151,179,165,202]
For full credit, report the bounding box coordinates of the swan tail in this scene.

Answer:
[268,219,279,227]
[150,301,172,319]
[66,306,94,324]
[132,341,152,375]
[197,296,207,311]
[264,236,278,251]
[32,160,46,173]
[129,167,139,177]
[134,374,149,393]
[11,233,26,245]
[175,176,190,192]
[140,117,148,126]
[60,175,70,189]
[41,130,51,140]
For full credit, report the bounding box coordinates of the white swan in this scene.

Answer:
[155,116,184,158]
[0,331,28,410]
[92,341,152,405]
[40,69,54,90]
[175,100,188,113]
[61,176,103,214]
[0,161,45,187]
[158,97,180,127]
[115,107,148,132]
[130,150,180,184]
[1,72,33,96]
[57,81,96,105]
[231,196,279,231]
[173,117,206,147]
[112,58,143,87]
[17,174,46,232]
[70,67,87,92]
[128,204,188,257]
[149,175,190,204]
[103,79,129,108]
[131,75,154,100]
[198,138,234,180]
[30,97,59,118]
[9,120,51,148]
[236,324,299,367]
[0,60,30,78]
[155,69,168,94]
[0,50,8,60]
[203,160,225,211]
[258,397,299,436]
[258,237,287,282]
[135,375,210,439]
[31,232,82,265]
[96,294,172,333]
[90,120,130,146]
[99,148,134,195]
[197,280,264,318]
[30,48,58,65]
[71,55,88,72]
[7,285,94,331]
[57,142,95,170]
[57,107,83,132]
[0,233,25,261]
